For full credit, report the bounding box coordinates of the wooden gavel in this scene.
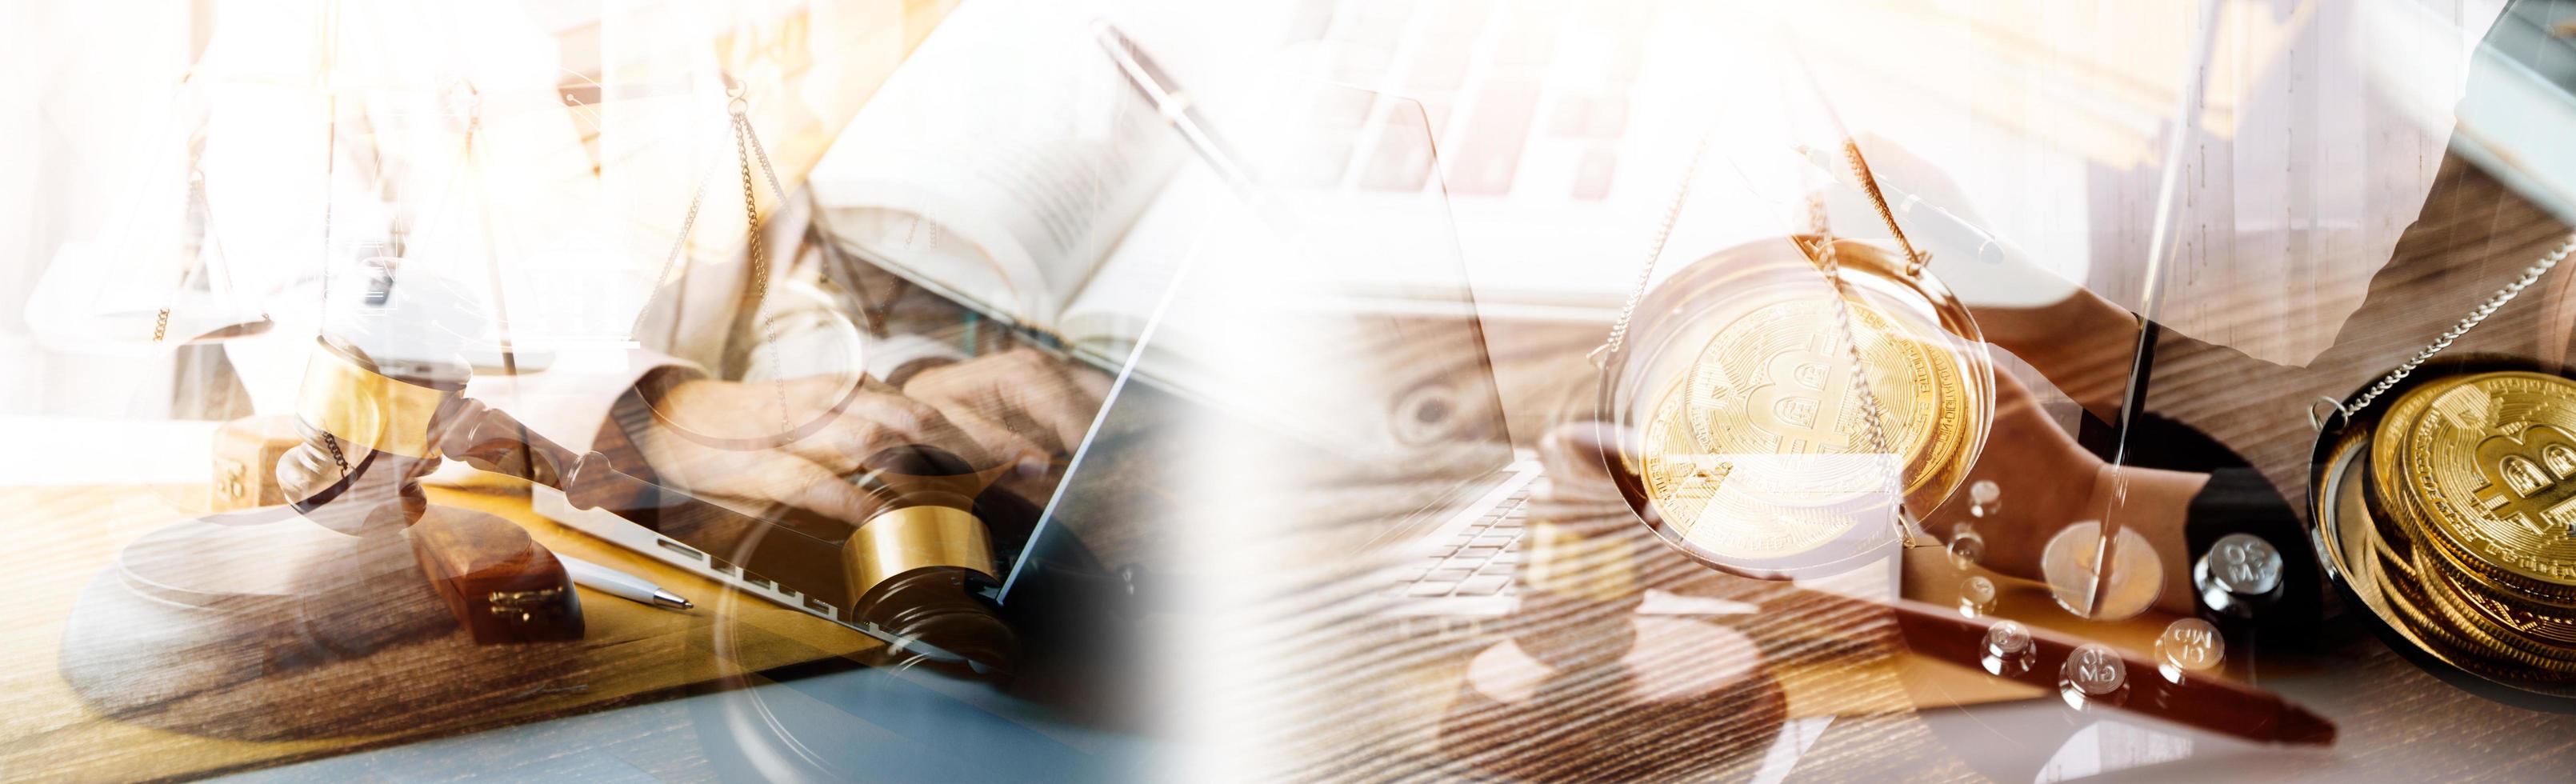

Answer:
[292,338,1017,674]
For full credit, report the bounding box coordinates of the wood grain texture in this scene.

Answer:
[1444,144,2576,777]
[0,483,878,782]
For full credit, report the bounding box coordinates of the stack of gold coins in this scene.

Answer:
[2367,371,2576,681]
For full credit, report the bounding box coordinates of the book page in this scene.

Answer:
[808,0,1180,328]
[1056,164,1227,357]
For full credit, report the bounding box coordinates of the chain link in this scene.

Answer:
[1594,128,1926,544]
[154,167,207,344]
[732,112,795,438]
[2316,231,2576,428]
[1809,190,1920,547]
[615,84,825,448]
[630,164,711,339]
[321,431,354,475]
[1598,131,1711,360]
[1842,139,1926,278]
[1822,141,1927,543]
[742,114,790,205]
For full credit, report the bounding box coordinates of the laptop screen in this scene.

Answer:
[1005,81,1517,609]
[1168,80,1518,523]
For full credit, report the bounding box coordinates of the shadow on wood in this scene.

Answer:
[58,507,603,742]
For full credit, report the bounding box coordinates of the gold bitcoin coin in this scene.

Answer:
[2370,374,2473,566]
[2381,550,2576,678]
[1680,296,1970,515]
[2430,554,2576,648]
[1605,237,1992,580]
[2374,520,2576,676]
[1639,382,1860,562]
[2402,372,2576,601]
[2410,541,2576,666]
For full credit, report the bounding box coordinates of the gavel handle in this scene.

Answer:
[432,398,690,523]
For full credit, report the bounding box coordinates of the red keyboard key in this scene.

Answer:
[1449,78,1541,196]
[1572,142,1618,201]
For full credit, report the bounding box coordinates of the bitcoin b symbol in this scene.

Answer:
[1745,333,1854,453]
[2473,422,2576,538]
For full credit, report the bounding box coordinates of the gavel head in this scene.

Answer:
[276,254,480,536]
[842,444,1020,679]
[276,335,467,535]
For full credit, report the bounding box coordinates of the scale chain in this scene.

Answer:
[2316,231,2576,428]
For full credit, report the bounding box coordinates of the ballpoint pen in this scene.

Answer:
[558,554,694,610]
[1093,20,1257,193]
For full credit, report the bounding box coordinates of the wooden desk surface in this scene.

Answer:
[1446,194,2576,777]
[0,482,883,782]
[0,0,970,778]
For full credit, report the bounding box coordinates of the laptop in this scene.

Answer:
[1283,0,1714,314]
[1086,30,1553,634]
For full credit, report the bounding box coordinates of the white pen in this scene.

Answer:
[558,554,694,610]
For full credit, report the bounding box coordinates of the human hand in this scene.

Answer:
[1966,294,2142,423]
[634,374,991,526]
[1921,366,2206,614]
[901,348,1111,496]
[1918,369,2107,581]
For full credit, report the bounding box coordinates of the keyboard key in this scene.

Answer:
[1342,0,1414,50]
[1430,568,1474,582]
[1572,143,1618,201]
[1409,581,1459,597]
[1286,0,1335,40]
[1549,95,1591,137]
[1474,534,1515,548]
[1359,115,1438,191]
[1448,77,1540,195]
[1458,575,1510,596]
[1322,43,1397,90]
[1461,546,1502,558]
[1282,86,1381,187]
[1417,94,1454,138]
[1550,93,1629,138]
[1406,0,1491,90]
[1477,562,1514,576]
[1494,551,1523,565]
[1495,1,1561,65]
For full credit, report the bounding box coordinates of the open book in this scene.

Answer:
[806,0,1191,369]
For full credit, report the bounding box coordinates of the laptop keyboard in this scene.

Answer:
[1394,479,1530,598]
[1309,0,1650,200]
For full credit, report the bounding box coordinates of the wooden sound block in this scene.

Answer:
[411,510,583,644]
[58,506,593,741]
[1441,617,1786,782]
[209,414,303,511]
